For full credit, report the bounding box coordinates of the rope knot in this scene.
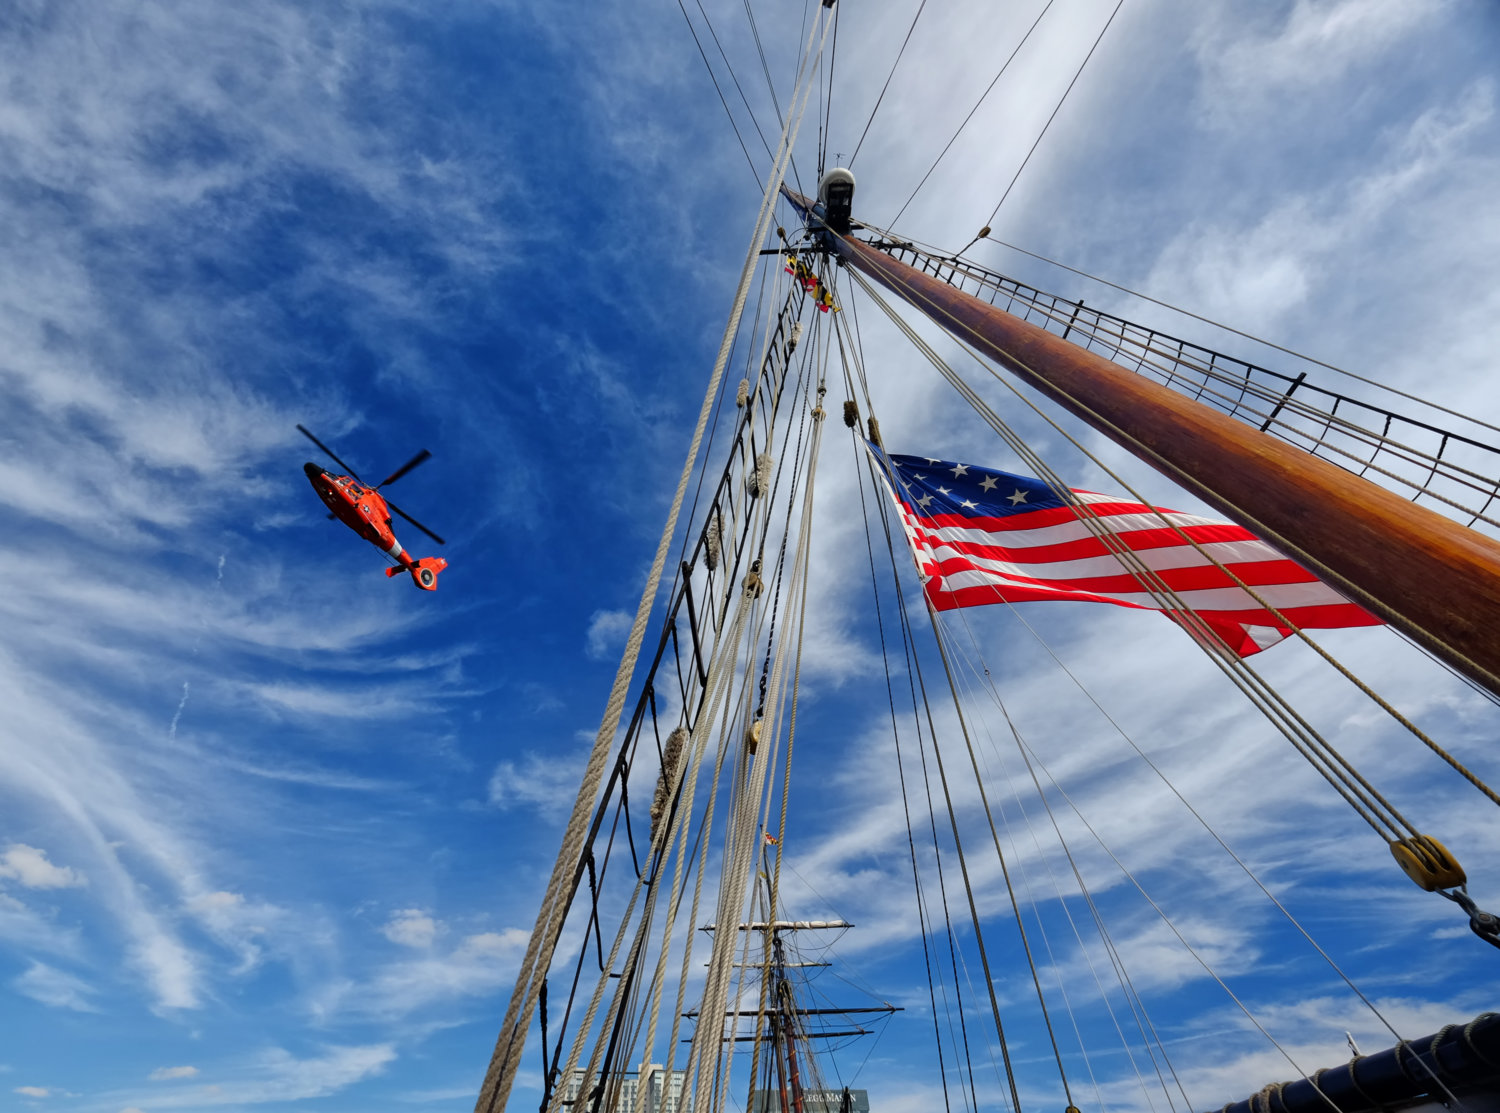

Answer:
[704,510,722,572]
[649,726,689,848]
[748,452,773,499]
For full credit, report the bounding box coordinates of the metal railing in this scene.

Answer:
[868,240,1500,534]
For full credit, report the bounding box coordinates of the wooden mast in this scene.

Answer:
[784,187,1500,697]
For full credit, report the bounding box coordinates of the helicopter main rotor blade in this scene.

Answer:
[375,449,432,489]
[387,500,446,546]
[296,424,362,480]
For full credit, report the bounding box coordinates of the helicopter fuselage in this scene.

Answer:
[303,462,447,589]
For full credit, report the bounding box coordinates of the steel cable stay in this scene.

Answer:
[847,0,927,169]
[837,266,1480,1103]
[845,345,985,1113]
[980,0,1126,232]
[841,286,1182,1112]
[915,585,1353,1113]
[845,263,1500,850]
[862,239,1500,528]
[934,637,1131,1113]
[675,0,765,186]
[888,0,1063,228]
[852,417,1164,1113]
[969,234,1500,441]
[849,262,1500,946]
[841,260,1500,819]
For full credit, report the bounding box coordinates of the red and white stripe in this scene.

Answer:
[891,487,1380,657]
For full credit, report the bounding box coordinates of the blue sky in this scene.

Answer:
[2,1,1500,1110]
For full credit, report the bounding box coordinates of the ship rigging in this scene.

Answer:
[475,4,1500,1112]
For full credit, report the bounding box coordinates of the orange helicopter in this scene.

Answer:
[297,424,448,590]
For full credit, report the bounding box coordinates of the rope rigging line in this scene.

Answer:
[982,0,1126,229]
[693,391,828,1113]
[842,263,1500,947]
[837,260,1485,1096]
[848,267,1420,836]
[539,275,812,1096]
[964,600,1464,1104]
[475,11,833,1107]
[853,485,1030,1113]
[1014,737,1413,1113]
[839,280,1179,1109]
[835,326,993,1111]
[888,256,1500,530]
[843,259,1500,834]
[843,351,969,1113]
[889,0,1060,228]
[857,429,1185,1113]
[920,594,1079,1108]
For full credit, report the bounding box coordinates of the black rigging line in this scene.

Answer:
[890,0,1060,227]
[984,0,1126,227]
[820,0,841,176]
[742,0,805,194]
[695,0,780,165]
[848,419,956,1113]
[835,306,982,1109]
[848,0,927,168]
[677,0,764,186]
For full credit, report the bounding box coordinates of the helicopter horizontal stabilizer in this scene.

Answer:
[386,556,447,591]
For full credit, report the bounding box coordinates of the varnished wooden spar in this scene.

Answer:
[785,188,1500,696]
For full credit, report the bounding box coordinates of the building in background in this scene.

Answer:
[561,1064,688,1113]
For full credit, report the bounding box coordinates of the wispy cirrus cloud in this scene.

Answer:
[12,961,99,1013]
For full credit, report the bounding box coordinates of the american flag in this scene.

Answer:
[874,449,1381,656]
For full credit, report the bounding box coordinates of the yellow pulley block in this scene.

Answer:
[1389,834,1467,891]
[746,719,763,756]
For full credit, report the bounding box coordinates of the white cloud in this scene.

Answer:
[148,1065,199,1081]
[488,751,588,820]
[585,608,633,660]
[14,1086,51,1097]
[1196,0,1439,113]
[115,1045,394,1107]
[381,909,439,949]
[349,929,529,1020]
[0,845,84,890]
[12,962,98,1013]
